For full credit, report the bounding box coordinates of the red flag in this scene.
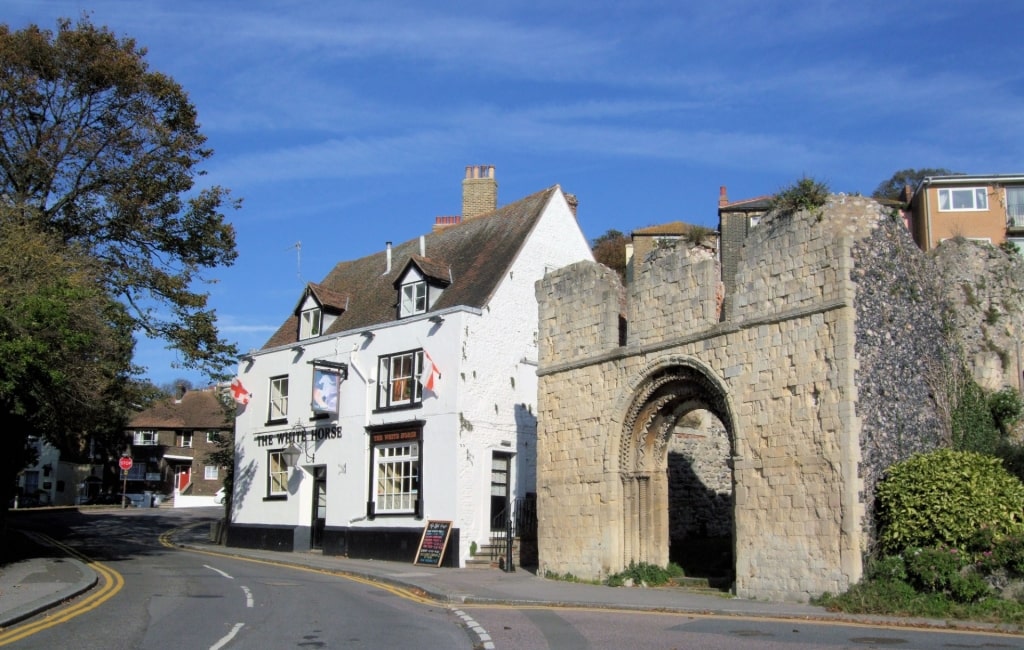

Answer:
[420,350,441,395]
[231,378,251,405]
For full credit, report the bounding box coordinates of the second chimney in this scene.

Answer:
[462,165,497,220]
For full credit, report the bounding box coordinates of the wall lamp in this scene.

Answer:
[360,331,375,340]
[428,315,445,324]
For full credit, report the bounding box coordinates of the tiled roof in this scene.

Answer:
[307,282,350,313]
[263,186,559,349]
[719,195,773,211]
[127,389,231,429]
[632,221,695,236]
[401,255,453,286]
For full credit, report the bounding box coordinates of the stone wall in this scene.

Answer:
[536,196,948,602]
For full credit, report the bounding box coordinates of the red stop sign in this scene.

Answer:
[119,457,133,471]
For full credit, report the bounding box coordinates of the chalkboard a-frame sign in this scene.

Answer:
[414,520,453,567]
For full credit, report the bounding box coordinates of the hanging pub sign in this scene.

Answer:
[311,368,340,414]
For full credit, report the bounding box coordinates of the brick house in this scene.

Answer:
[124,385,232,507]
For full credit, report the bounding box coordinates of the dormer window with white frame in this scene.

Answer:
[400,280,427,317]
[300,307,322,339]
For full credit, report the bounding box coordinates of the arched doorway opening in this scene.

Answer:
[620,362,734,585]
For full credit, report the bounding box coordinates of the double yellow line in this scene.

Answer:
[0,533,124,646]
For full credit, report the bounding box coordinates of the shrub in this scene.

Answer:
[989,387,1024,436]
[905,546,965,593]
[769,176,830,215]
[607,561,678,587]
[865,555,907,583]
[876,449,1024,554]
[951,377,1000,454]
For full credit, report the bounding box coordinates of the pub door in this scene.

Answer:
[311,466,327,550]
[489,452,513,531]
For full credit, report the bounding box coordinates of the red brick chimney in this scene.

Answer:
[719,185,729,208]
[462,165,497,220]
[433,215,462,232]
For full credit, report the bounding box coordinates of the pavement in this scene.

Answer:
[2,518,1023,636]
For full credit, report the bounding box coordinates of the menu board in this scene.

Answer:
[414,520,453,567]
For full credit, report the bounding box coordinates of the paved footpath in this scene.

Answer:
[3,516,1023,637]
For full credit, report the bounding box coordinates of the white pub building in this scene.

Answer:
[227,167,593,566]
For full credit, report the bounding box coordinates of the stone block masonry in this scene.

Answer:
[535,196,948,602]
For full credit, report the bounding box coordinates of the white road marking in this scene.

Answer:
[210,622,244,650]
[240,585,254,608]
[204,564,234,580]
[453,608,495,650]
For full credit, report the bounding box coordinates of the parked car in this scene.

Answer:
[84,493,122,505]
[214,487,226,505]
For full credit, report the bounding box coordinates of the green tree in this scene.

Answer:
[592,229,629,280]
[872,168,956,201]
[0,214,135,520]
[0,16,241,376]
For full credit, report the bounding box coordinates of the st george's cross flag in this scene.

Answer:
[420,350,441,396]
[231,378,251,405]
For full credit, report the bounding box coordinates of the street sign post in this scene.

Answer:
[119,456,133,508]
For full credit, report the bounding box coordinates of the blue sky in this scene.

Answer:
[7,1,1024,388]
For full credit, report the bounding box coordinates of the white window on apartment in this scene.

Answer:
[206,430,221,444]
[400,281,427,317]
[179,432,193,448]
[269,375,289,422]
[1007,187,1024,227]
[300,307,322,339]
[268,450,289,496]
[133,430,157,446]
[204,465,218,480]
[377,350,423,409]
[374,442,419,514]
[938,187,988,211]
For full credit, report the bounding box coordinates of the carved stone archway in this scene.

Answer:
[619,361,734,570]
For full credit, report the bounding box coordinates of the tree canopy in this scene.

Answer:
[872,168,957,201]
[0,16,240,376]
[0,212,136,511]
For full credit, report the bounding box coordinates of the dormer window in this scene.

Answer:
[400,281,427,317]
[301,307,322,339]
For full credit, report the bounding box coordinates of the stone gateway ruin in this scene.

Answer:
[535,196,956,602]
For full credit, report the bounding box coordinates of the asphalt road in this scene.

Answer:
[7,508,1024,649]
[5,508,472,649]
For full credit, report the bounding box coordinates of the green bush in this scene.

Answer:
[769,176,830,215]
[607,561,679,587]
[952,378,1000,453]
[905,546,965,593]
[876,449,1024,554]
[989,387,1024,436]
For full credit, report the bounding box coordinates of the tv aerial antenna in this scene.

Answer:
[286,241,302,284]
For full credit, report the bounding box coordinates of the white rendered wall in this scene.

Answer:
[455,189,594,557]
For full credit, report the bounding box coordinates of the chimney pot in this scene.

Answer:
[385,242,392,274]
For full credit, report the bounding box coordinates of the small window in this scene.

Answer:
[400,281,427,317]
[373,442,420,514]
[300,308,322,339]
[268,450,289,496]
[206,431,221,444]
[133,430,157,446]
[204,465,219,480]
[269,376,289,422]
[377,350,423,409]
[179,432,193,448]
[938,187,988,211]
